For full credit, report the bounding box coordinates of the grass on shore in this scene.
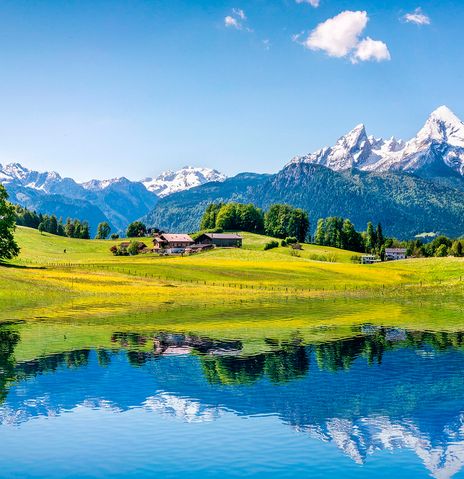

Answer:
[1,226,463,322]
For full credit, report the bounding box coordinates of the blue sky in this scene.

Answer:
[0,0,463,181]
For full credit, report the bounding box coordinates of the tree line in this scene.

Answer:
[314,217,383,254]
[314,216,464,258]
[14,205,91,239]
[13,204,121,240]
[200,203,310,243]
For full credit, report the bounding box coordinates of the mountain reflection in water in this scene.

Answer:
[2,325,464,478]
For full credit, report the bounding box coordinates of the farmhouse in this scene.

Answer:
[195,233,243,248]
[361,254,380,265]
[153,233,194,253]
[385,248,407,261]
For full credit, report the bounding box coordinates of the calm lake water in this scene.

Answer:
[2,306,464,478]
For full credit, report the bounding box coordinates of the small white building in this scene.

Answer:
[385,248,407,261]
[361,255,380,265]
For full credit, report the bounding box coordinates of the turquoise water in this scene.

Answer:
[1,324,464,478]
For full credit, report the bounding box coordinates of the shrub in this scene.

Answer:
[285,236,297,245]
[128,241,141,256]
[110,245,129,256]
[281,239,287,247]
[264,240,279,251]
[110,233,120,240]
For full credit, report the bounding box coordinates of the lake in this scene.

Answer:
[1,299,464,478]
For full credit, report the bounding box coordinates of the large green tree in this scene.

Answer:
[0,185,20,260]
[199,203,224,230]
[365,221,377,253]
[126,221,147,238]
[314,218,326,245]
[95,221,111,240]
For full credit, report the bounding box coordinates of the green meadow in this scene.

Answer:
[0,226,463,324]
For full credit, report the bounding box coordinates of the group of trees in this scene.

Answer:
[200,203,265,233]
[199,203,310,243]
[314,215,464,258]
[13,204,92,239]
[126,221,147,238]
[39,217,91,239]
[264,204,310,243]
[390,235,464,258]
[313,217,381,253]
[314,218,385,254]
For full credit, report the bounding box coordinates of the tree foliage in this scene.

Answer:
[314,216,364,252]
[14,204,91,239]
[0,186,20,260]
[95,222,111,240]
[199,203,264,233]
[126,221,147,238]
[264,204,309,242]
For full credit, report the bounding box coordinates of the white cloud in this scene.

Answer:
[224,15,241,29]
[262,39,271,50]
[305,10,368,57]
[299,10,391,63]
[403,8,431,25]
[224,8,251,31]
[353,37,391,63]
[296,0,320,7]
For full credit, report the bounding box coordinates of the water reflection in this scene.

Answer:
[2,323,464,478]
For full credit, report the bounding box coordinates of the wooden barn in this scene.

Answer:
[195,233,243,248]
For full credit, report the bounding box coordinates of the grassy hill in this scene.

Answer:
[1,226,463,322]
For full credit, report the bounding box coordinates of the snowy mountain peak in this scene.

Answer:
[418,105,464,147]
[290,106,464,177]
[81,177,130,191]
[430,105,461,123]
[143,166,226,197]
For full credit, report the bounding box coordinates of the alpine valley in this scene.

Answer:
[144,106,464,238]
[2,106,464,238]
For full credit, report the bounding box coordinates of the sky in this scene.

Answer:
[0,0,463,182]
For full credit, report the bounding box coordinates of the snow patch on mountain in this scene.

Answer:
[81,177,131,191]
[290,106,464,177]
[143,166,226,197]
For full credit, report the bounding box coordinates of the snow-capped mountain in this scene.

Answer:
[143,166,226,197]
[81,177,130,191]
[0,163,227,233]
[0,163,158,233]
[299,414,464,479]
[290,106,464,178]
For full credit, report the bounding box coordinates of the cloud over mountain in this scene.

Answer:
[299,10,391,63]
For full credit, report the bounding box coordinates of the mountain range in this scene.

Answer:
[2,106,464,238]
[0,164,226,234]
[145,106,464,238]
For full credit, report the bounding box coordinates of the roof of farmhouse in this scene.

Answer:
[385,248,407,253]
[156,234,194,242]
[202,233,243,240]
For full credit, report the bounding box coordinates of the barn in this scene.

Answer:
[195,233,243,248]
